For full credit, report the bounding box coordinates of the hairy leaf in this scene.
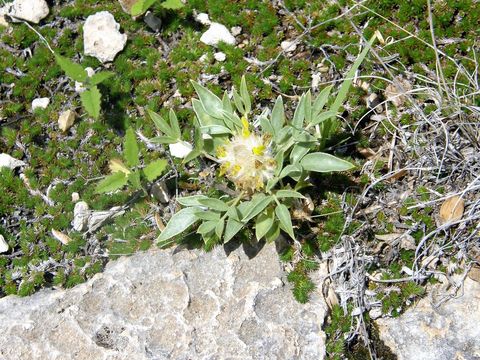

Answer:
[275,204,295,240]
[300,152,354,173]
[157,207,199,242]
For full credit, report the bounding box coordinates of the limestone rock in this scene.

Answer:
[2,0,49,24]
[214,51,226,62]
[0,235,8,253]
[195,12,211,26]
[72,201,89,232]
[281,40,297,53]
[31,97,50,111]
[83,11,127,63]
[0,153,26,169]
[0,244,326,359]
[377,277,480,360]
[58,110,76,132]
[200,22,236,47]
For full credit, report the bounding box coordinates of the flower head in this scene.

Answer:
[216,117,275,193]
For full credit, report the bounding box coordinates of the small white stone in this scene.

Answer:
[199,54,209,63]
[72,201,90,232]
[0,7,9,27]
[58,110,76,132]
[71,192,80,203]
[195,12,211,26]
[200,22,236,47]
[3,0,49,24]
[31,97,50,111]
[51,229,72,245]
[169,141,193,159]
[214,52,226,62]
[231,26,242,37]
[311,73,321,90]
[83,11,127,63]
[281,40,297,53]
[0,153,26,169]
[0,235,8,253]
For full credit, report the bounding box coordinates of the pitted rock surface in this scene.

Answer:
[0,244,327,359]
[377,277,480,360]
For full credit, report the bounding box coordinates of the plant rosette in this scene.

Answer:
[152,76,357,247]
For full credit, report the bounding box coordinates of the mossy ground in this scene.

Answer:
[1,0,479,358]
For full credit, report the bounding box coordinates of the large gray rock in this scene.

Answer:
[377,277,480,360]
[0,243,326,359]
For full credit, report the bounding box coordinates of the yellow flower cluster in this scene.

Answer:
[216,117,276,193]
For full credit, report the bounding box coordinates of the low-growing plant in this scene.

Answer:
[152,76,357,246]
[95,127,168,194]
[54,53,114,120]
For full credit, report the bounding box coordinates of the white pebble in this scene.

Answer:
[0,235,8,253]
[0,153,25,169]
[31,97,50,111]
[281,40,297,53]
[200,22,236,47]
[214,52,226,62]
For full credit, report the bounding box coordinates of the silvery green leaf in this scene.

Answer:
[200,124,233,135]
[255,210,274,241]
[224,217,243,242]
[241,195,273,223]
[150,136,178,144]
[194,210,221,221]
[292,93,306,130]
[300,152,354,172]
[265,221,280,243]
[232,87,245,114]
[313,85,333,115]
[274,151,284,177]
[271,96,285,134]
[176,195,208,207]
[290,143,311,164]
[310,110,338,126]
[157,207,199,242]
[169,109,181,139]
[260,116,274,135]
[304,90,312,124]
[275,190,305,199]
[197,220,217,234]
[191,81,224,119]
[275,204,295,240]
[222,91,233,114]
[279,164,302,179]
[198,198,229,212]
[215,218,225,238]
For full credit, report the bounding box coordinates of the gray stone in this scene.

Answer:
[377,277,480,360]
[0,244,327,359]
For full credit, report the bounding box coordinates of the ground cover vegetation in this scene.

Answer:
[1,0,479,358]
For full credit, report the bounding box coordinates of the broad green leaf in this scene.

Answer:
[255,209,274,241]
[197,220,217,235]
[176,195,208,207]
[95,172,128,193]
[198,198,229,212]
[279,164,302,179]
[265,221,280,243]
[89,71,114,85]
[80,86,101,120]
[194,210,220,221]
[276,126,292,145]
[290,143,311,164]
[215,218,225,238]
[160,0,184,9]
[232,87,245,114]
[143,159,168,182]
[124,128,139,168]
[148,110,175,138]
[266,177,279,192]
[275,190,305,199]
[127,170,142,190]
[169,109,181,139]
[131,0,156,16]
[313,85,333,115]
[191,81,224,119]
[54,54,87,82]
[300,152,354,173]
[224,217,243,242]
[271,96,285,134]
[192,99,220,127]
[157,207,199,242]
[240,76,251,114]
[150,136,178,144]
[293,131,316,142]
[275,204,295,240]
[241,195,273,223]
